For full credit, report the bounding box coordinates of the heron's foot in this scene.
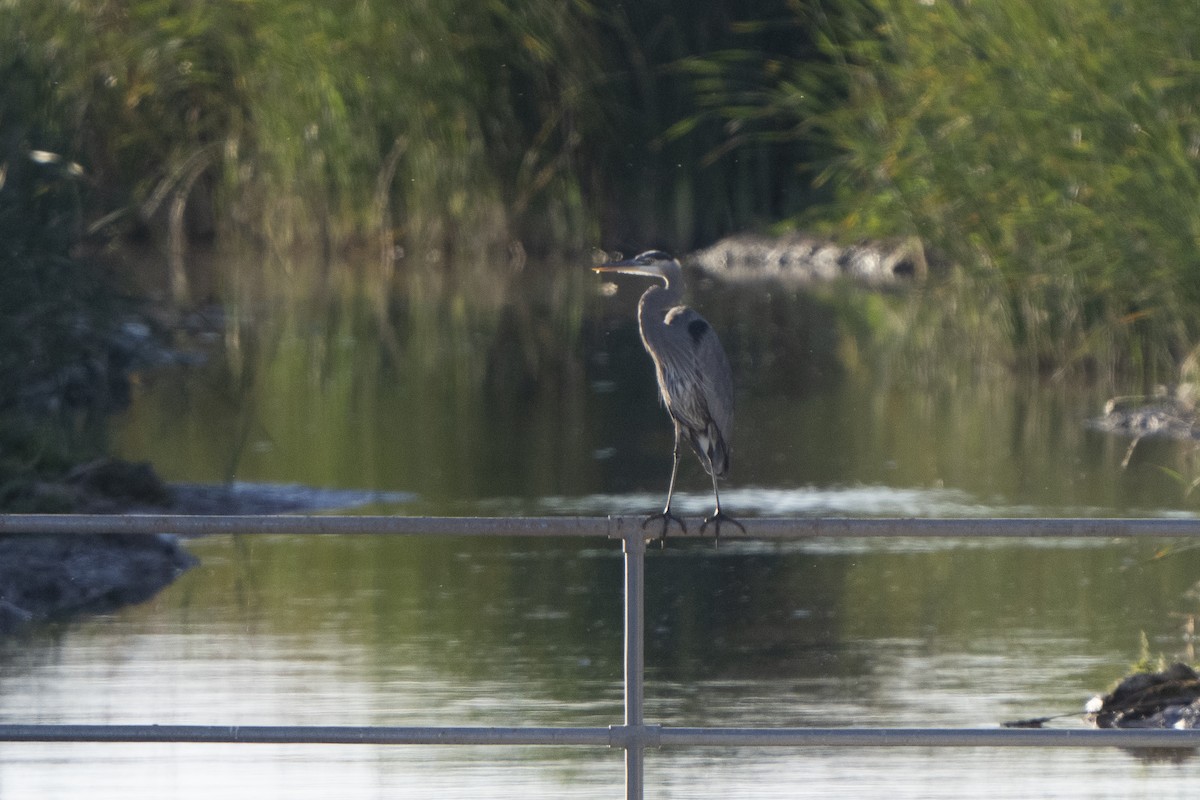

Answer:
[642,510,687,544]
[700,510,745,543]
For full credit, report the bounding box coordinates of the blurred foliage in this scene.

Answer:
[4,0,601,283]
[795,0,1200,383]
[1,1,832,276]
[2,0,841,460]
[673,0,1200,383]
[7,0,1200,425]
[582,0,833,252]
[0,55,133,506]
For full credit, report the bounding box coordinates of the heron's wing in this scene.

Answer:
[661,306,735,465]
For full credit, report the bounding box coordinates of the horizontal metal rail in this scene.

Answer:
[0,724,1197,749]
[657,727,1200,748]
[5,513,1200,798]
[0,724,614,747]
[1,514,1199,538]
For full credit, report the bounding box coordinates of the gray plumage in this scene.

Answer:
[594,250,743,540]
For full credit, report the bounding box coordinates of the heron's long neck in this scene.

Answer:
[636,279,681,326]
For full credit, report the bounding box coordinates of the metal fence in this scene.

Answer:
[3,514,1200,799]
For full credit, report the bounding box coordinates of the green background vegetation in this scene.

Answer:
[3,0,830,268]
[5,0,1200,502]
[804,0,1200,381]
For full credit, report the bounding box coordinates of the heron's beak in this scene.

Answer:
[593,259,661,278]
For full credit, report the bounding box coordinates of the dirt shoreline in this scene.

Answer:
[0,460,412,637]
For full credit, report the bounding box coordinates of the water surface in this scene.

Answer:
[5,260,1200,797]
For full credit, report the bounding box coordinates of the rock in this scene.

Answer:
[0,464,417,636]
[0,599,34,636]
[0,533,197,635]
[688,232,928,286]
[1090,387,1200,442]
[66,458,174,508]
[1086,663,1200,729]
[0,451,416,637]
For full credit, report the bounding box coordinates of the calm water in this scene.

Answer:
[4,260,1200,797]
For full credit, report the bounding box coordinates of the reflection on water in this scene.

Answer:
[8,259,1200,796]
[112,264,1200,520]
[3,532,1200,797]
[521,484,1175,518]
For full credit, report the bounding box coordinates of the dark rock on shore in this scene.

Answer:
[1,457,415,637]
[1086,663,1200,729]
[66,457,174,510]
[0,533,197,636]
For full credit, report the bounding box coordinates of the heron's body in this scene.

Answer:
[636,277,732,478]
[595,251,742,540]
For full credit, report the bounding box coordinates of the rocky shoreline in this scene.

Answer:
[0,458,412,637]
[0,533,196,636]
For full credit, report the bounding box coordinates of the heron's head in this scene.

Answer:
[593,250,681,284]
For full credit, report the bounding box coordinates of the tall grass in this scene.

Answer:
[802,0,1200,383]
[13,0,1200,387]
[4,2,834,289]
[3,0,842,435]
[677,0,1200,383]
[5,0,606,293]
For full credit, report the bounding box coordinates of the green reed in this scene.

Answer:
[4,1,834,286]
[799,0,1200,384]
[12,0,1200,393]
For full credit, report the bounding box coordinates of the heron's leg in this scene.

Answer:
[699,465,745,545]
[643,422,687,543]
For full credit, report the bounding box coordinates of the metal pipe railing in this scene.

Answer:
[0,723,1197,749]
[0,724,614,746]
[622,529,648,798]
[2,513,1199,538]
[4,513,1200,800]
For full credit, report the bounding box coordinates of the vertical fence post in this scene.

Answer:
[622,527,647,800]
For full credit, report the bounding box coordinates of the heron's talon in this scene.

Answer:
[642,511,687,543]
[700,510,745,542]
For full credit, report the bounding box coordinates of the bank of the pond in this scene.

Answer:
[0,532,196,636]
[0,459,412,637]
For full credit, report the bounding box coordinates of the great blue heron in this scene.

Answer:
[594,250,744,541]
